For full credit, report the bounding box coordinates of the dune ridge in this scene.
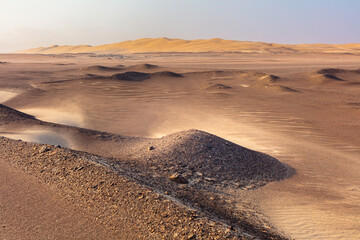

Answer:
[18,38,360,54]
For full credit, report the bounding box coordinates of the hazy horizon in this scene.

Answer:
[1,0,360,53]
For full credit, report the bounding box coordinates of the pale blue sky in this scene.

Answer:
[0,0,359,52]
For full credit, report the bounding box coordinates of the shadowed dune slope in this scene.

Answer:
[310,68,360,84]
[151,71,183,78]
[80,65,122,72]
[111,71,151,81]
[316,68,360,75]
[260,84,298,93]
[95,71,182,81]
[128,63,159,69]
[18,38,360,54]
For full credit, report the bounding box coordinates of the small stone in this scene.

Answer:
[187,233,196,239]
[148,146,155,151]
[169,173,188,184]
[39,146,50,153]
[204,177,216,182]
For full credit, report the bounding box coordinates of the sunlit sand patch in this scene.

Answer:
[1,129,71,148]
[20,108,84,127]
[149,132,167,138]
[0,90,19,103]
[262,196,360,240]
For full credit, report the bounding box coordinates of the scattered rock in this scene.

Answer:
[39,146,50,153]
[148,146,155,151]
[169,173,189,184]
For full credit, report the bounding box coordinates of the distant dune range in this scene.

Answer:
[18,37,360,54]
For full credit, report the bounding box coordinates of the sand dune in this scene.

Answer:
[128,63,159,69]
[310,73,345,84]
[77,64,163,76]
[80,65,122,72]
[206,83,232,90]
[17,37,360,54]
[253,84,298,93]
[238,72,280,83]
[310,68,360,84]
[151,71,183,78]
[111,71,151,81]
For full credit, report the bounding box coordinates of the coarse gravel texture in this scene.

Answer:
[0,137,287,239]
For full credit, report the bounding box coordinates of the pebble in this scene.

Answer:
[169,173,189,184]
[187,233,196,239]
[39,146,50,153]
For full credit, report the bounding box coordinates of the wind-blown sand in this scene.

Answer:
[0,90,18,103]
[1,52,360,239]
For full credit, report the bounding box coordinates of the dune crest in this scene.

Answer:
[18,38,360,54]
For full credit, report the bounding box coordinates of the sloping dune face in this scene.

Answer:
[18,38,360,54]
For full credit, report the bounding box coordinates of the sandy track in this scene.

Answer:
[0,158,118,240]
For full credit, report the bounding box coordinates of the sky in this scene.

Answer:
[0,0,359,52]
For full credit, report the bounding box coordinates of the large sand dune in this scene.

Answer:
[18,37,360,54]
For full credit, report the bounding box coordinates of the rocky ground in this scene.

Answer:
[0,136,288,239]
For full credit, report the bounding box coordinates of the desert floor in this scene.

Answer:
[1,53,360,239]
